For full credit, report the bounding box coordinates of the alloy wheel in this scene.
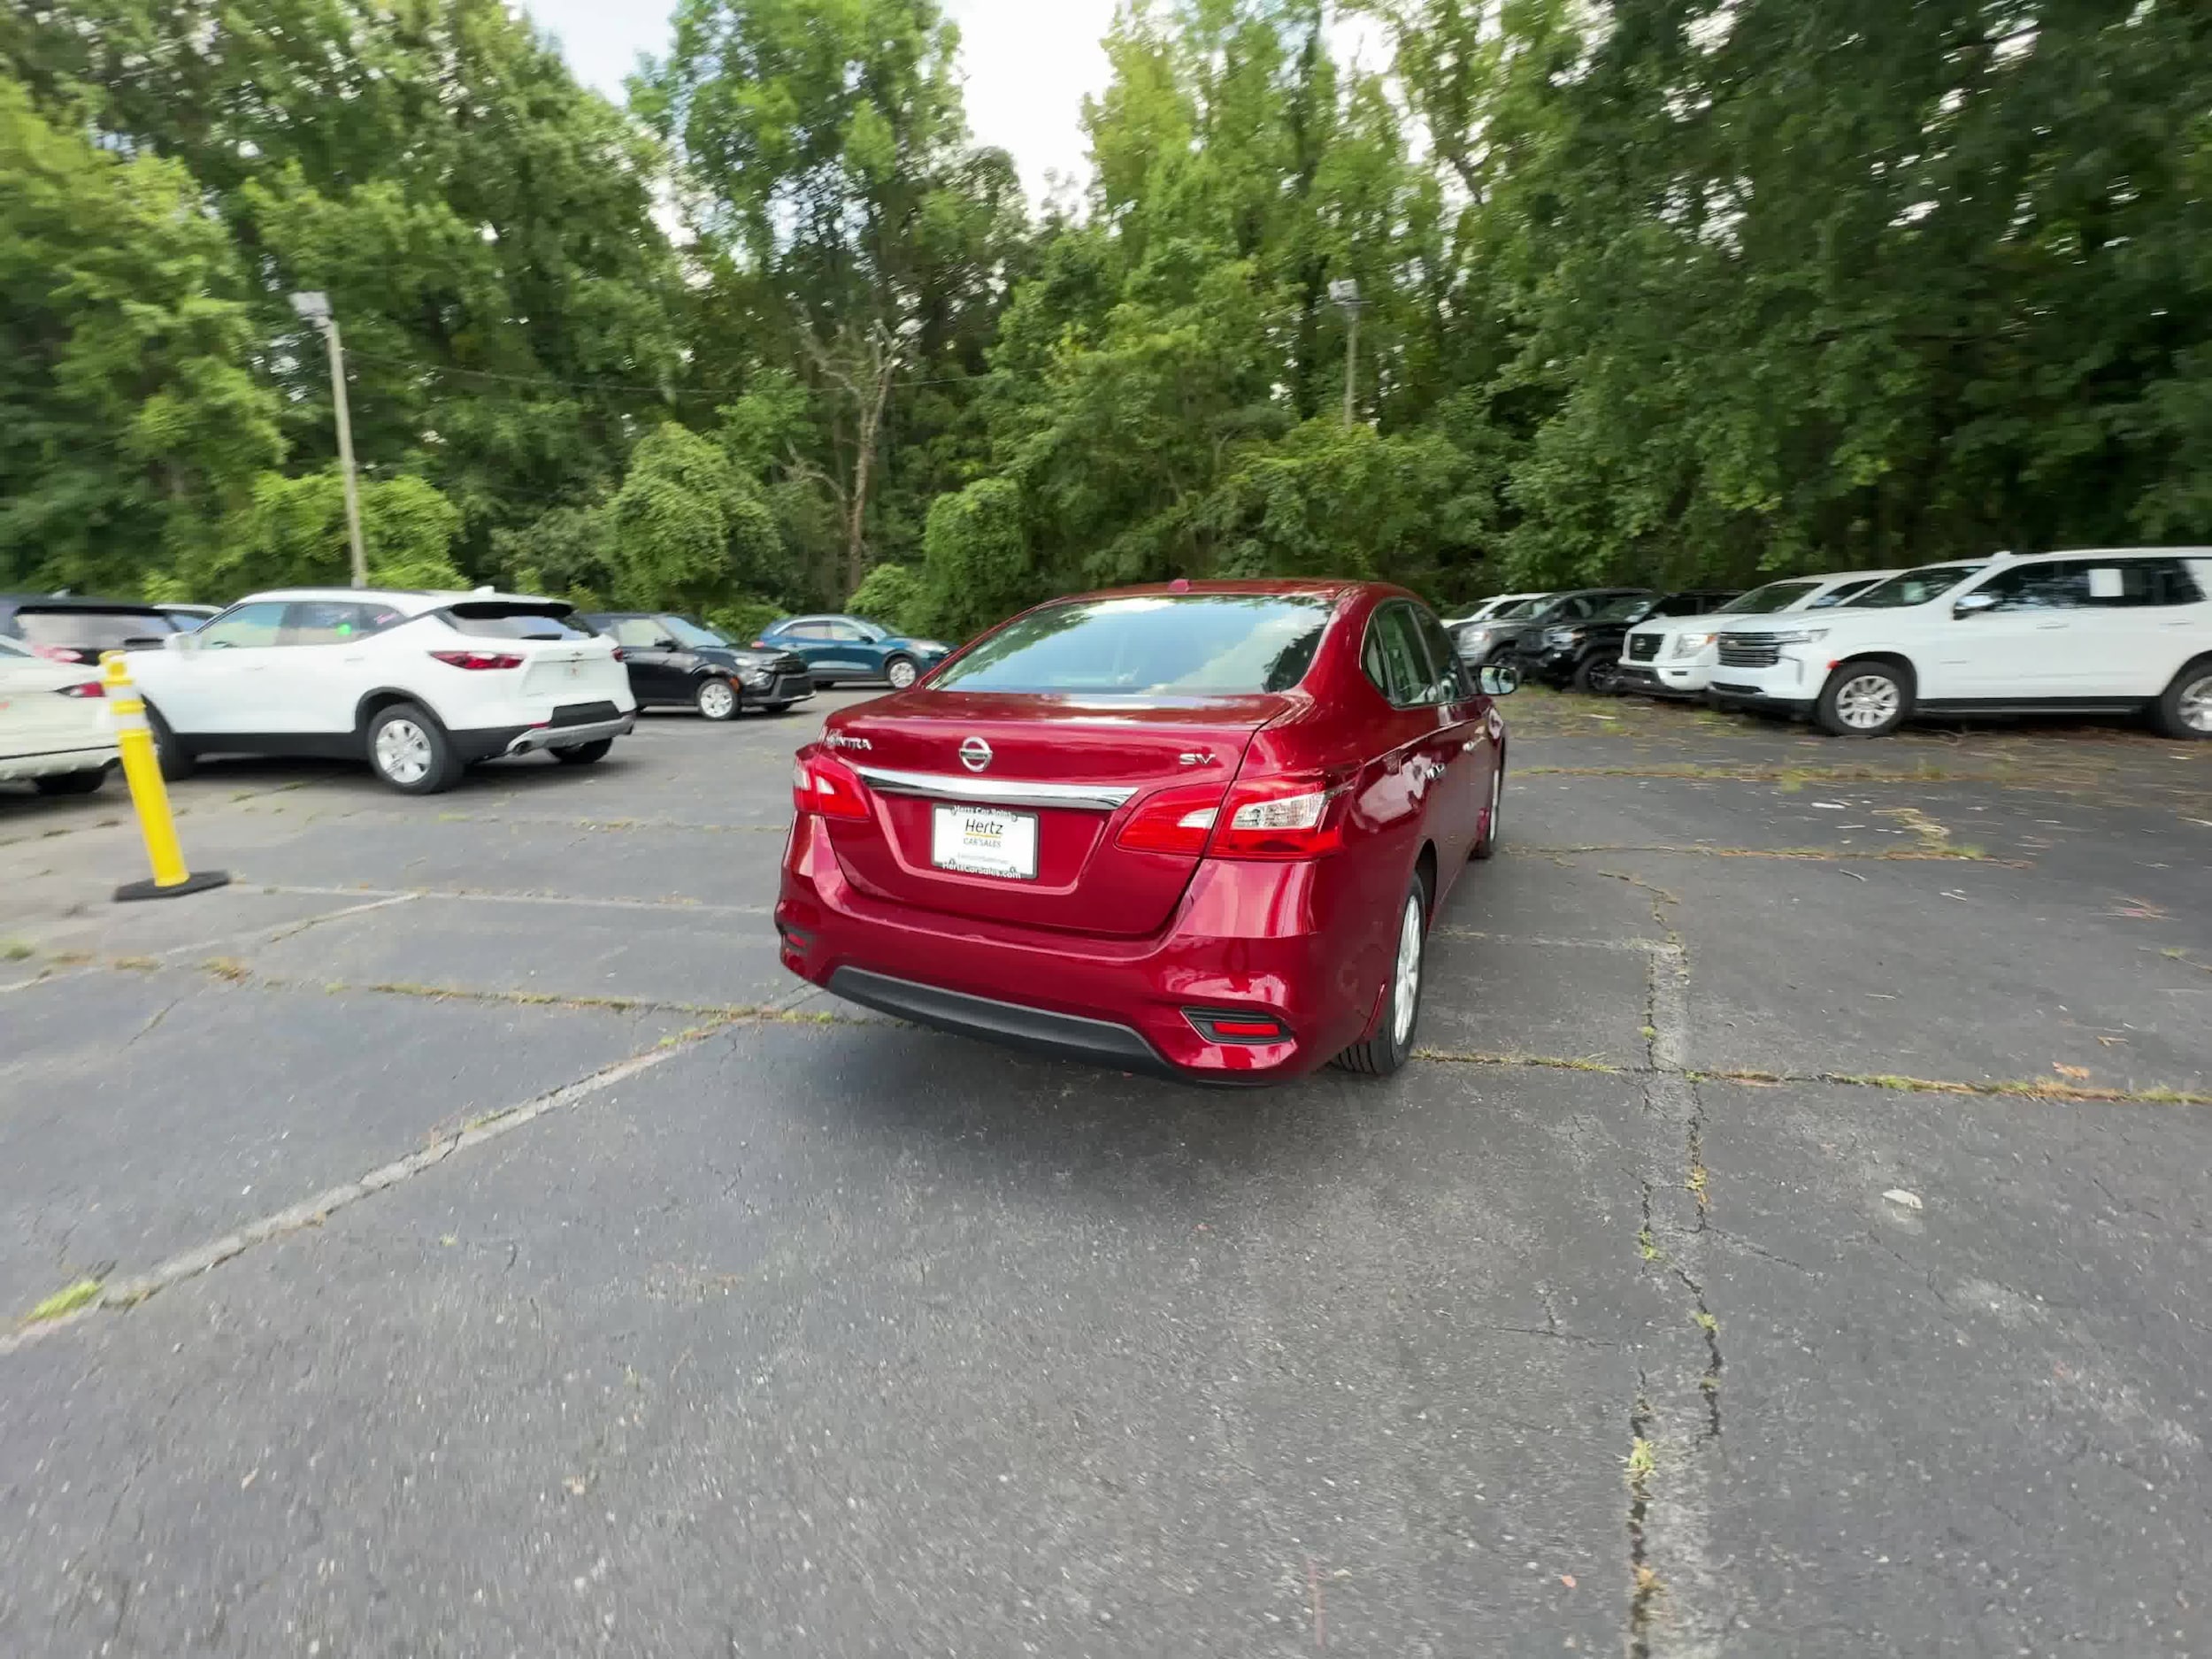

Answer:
[1835,673,1901,731]
[698,678,737,718]
[2181,674,2212,734]
[886,657,918,689]
[374,718,433,785]
[1390,892,1424,1048]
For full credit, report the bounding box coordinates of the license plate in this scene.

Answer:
[931,804,1038,880]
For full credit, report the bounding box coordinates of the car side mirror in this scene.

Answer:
[163,632,192,652]
[1479,663,1520,696]
[1953,591,2000,618]
[653,636,679,651]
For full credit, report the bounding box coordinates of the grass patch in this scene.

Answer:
[1,940,33,962]
[23,1278,102,1325]
[1414,1047,1626,1074]
[202,956,250,982]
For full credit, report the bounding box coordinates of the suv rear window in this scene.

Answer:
[12,609,174,649]
[442,603,592,641]
[932,594,1333,695]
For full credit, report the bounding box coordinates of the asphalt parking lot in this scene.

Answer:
[3,690,2209,1656]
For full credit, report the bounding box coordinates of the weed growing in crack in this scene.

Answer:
[23,1278,102,1325]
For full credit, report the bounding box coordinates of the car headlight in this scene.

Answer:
[1769,627,1830,646]
[1673,632,1717,657]
[1544,628,1581,647]
[912,640,949,654]
[738,665,772,687]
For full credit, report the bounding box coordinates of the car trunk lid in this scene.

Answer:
[824,691,1294,937]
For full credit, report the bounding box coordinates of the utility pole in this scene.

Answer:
[1329,278,1364,427]
[289,291,368,588]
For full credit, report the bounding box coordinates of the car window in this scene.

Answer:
[663,617,727,647]
[849,618,889,641]
[1361,605,1432,706]
[196,602,288,649]
[933,594,1331,695]
[1595,595,1658,622]
[783,620,831,640]
[1851,565,1983,610]
[442,603,593,640]
[1411,608,1474,703]
[13,608,173,649]
[1966,559,2201,612]
[821,620,867,642]
[1809,578,1883,609]
[1494,597,1547,620]
[280,601,404,644]
[607,618,666,648]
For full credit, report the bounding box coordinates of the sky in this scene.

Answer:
[518,0,1121,202]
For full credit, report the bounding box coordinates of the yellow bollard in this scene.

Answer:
[102,651,229,902]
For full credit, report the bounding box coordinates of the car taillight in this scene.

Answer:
[55,680,105,699]
[751,638,773,649]
[1115,782,1229,856]
[1210,775,1346,860]
[610,646,627,663]
[1185,1010,1293,1044]
[428,649,525,671]
[792,752,872,819]
[30,643,83,664]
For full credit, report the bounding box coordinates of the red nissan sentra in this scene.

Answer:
[775,580,1517,1084]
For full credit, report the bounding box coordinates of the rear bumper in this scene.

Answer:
[450,708,636,764]
[0,742,117,782]
[776,818,1377,1085]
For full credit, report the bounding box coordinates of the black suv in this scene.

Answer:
[0,595,181,664]
[1525,590,1741,693]
[1491,589,1653,683]
[583,613,815,719]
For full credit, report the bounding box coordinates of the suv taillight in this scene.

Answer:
[55,680,105,699]
[1116,774,1347,861]
[792,752,872,819]
[428,649,525,671]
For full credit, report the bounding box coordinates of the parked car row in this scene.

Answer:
[1448,548,2212,740]
[2,589,958,797]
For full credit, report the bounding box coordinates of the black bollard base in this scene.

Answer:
[114,870,232,903]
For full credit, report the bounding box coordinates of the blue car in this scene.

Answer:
[752,614,951,690]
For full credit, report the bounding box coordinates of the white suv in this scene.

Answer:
[132,588,637,792]
[1617,570,1897,698]
[1704,550,2212,739]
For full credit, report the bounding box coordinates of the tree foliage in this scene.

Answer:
[4,0,2208,629]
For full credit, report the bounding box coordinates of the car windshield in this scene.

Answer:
[442,603,592,641]
[1492,597,1547,620]
[1848,565,1984,610]
[1593,595,1655,622]
[929,594,1333,695]
[13,609,173,648]
[1718,580,1820,615]
[663,617,727,648]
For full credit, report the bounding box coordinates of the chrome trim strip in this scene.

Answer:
[853,764,1137,812]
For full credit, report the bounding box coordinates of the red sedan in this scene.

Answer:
[776,580,1517,1084]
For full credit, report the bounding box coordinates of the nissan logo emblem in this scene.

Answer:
[959,736,993,772]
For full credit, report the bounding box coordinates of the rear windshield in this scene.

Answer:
[1849,565,1983,610]
[931,594,1333,695]
[12,609,174,648]
[1719,580,1819,616]
[441,603,592,641]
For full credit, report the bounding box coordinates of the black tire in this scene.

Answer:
[33,767,108,797]
[883,654,919,690]
[694,676,741,721]
[1572,653,1620,695]
[550,739,613,765]
[1333,865,1432,1078]
[2153,657,2212,741]
[1471,761,1504,861]
[365,702,461,794]
[145,703,196,780]
[1815,658,1912,737]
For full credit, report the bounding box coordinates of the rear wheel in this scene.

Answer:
[695,676,740,721]
[145,703,195,781]
[365,703,460,794]
[1333,868,1431,1079]
[1815,659,1911,738]
[2153,657,2212,740]
[884,654,919,690]
[33,768,107,796]
[550,739,613,766]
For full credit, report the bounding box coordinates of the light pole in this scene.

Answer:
[1329,278,1364,427]
[289,291,367,588]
